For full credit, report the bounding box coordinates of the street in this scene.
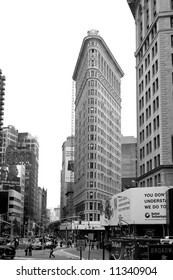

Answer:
[14,246,110,260]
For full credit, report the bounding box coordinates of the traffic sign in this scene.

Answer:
[148,244,173,260]
[77,239,85,251]
[88,233,94,240]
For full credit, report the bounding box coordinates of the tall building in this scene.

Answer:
[2,129,40,225]
[72,30,124,223]
[127,0,173,187]
[60,136,74,219]
[121,135,137,190]
[1,125,18,164]
[18,133,39,223]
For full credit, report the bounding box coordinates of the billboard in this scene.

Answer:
[100,186,170,226]
[100,197,119,226]
[130,186,168,224]
[0,164,23,193]
[0,165,9,181]
[65,147,74,183]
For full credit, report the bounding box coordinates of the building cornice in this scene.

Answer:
[127,0,140,19]
[72,31,124,81]
[137,164,173,181]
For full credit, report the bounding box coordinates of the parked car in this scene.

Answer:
[160,236,173,244]
[0,245,16,259]
[44,240,56,249]
[32,241,42,250]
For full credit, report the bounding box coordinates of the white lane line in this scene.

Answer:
[60,249,85,260]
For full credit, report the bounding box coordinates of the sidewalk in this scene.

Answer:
[15,248,50,259]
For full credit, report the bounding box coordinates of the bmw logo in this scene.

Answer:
[145,212,150,218]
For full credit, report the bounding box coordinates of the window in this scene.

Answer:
[157,154,160,166]
[172,136,173,162]
[153,118,156,130]
[90,181,93,187]
[90,192,93,199]
[154,137,157,149]
[157,115,160,128]
[89,213,93,221]
[171,35,173,47]
[156,78,159,91]
[157,134,160,148]
[152,46,155,58]
[153,81,155,94]
[171,17,173,28]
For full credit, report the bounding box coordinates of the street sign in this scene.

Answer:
[148,244,173,260]
[88,233,94,241]
[77,239,85,251]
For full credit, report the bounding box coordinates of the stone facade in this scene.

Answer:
[127,0,173,187]
[72,30,124,222]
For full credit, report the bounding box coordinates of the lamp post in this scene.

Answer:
[10,218,14,244]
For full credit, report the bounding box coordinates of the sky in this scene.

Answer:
[0,0,136,208]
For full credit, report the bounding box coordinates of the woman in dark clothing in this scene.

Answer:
[49,245,55,258]
[28,243,33,256]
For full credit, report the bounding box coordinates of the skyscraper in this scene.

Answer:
[127,0,173,187]
[18,133,39,223]
[72,30,124,223]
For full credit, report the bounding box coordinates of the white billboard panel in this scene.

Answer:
[65,147,74,183]
[130,186,168,224]
[100,186,170,226]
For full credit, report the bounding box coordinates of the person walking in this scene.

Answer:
[25,244,28,256]
[49,245,55,258]
[28,243,33,256]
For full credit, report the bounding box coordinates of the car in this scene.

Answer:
[44,240,56,249]
[0,245,16,259]
[32,241,42,250]
[160,236,173,244]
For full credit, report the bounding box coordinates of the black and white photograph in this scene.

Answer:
[0,0,173,279]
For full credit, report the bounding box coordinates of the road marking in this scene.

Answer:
[15,257,37,260]
[60,249,85,260]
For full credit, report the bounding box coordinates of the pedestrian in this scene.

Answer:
[25,245,28,256]
[96,240,99,250]
[49,245,55,258]
[28,243,33,256]
[14,239,18,250]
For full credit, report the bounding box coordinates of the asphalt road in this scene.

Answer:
[14,246,110,260]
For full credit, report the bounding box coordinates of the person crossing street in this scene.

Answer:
[49,245,55,258]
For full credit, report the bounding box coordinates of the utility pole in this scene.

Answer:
[10,212,14,244]
[10,218,13,244]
